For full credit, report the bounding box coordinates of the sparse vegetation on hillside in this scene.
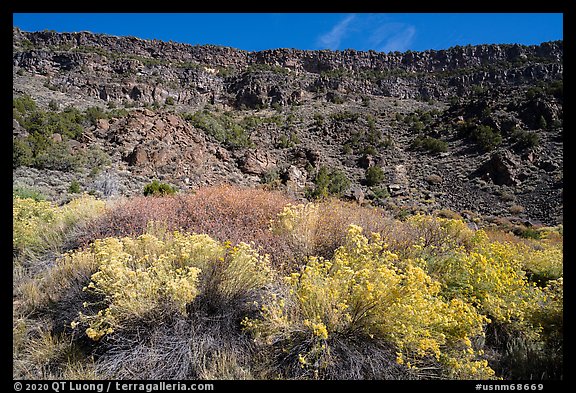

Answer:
[365,165,385,186]
[410,136,449,154]
[12,96,113,172]
[182,110,254,149]
[306,166,351,199]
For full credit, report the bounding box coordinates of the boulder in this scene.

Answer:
[239,150,276,175]
[352,187,365,204]
[13,119,28,137]
[126,145,148,166]
[469,150,521,186]
[285,165,307,189]
[358,154,374,169]
[96,118,110,131]
[51,133,63,143]
[537,159,559,172]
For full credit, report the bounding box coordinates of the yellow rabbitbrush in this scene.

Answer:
[13,195,106,257]
[245,224,495,379]
[70,230,271,341]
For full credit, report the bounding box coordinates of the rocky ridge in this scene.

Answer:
[13,28,563,226]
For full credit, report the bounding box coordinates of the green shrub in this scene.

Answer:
[546,79,563,99]
[470,125,502,152]
[13,94,37,115]
[526,87,544,100]
[307,166,351,199]
[371,186,390,200]
[313,113,325,128]
[13,186,46,202]
[13,139,34,168]
[18,107,84,140]
[411,136,448,154]
[328,93,346,105]
[276,132,300,149]
[68,180,81,194]
[330,111,359,123]
[365,166,385,186]
[412,121,425,133]
[48,100,60,111]
[11,97,114,172]
[34,141,82,171]
[143,180,177,196]
[538,116,548,130]
[261,168,280,185]
[511,128,539,149]
[183,110,253,149]
[362,145,378,156]
[84,106,107,127]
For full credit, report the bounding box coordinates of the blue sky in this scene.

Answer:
[13,13,563,53]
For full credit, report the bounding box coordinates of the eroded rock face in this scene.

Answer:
[519,98,561,129]
[12,28,563,225]
[13,28,563,105]
[96,109,208,179]
[285,165,307,191]
[239,149,277,175]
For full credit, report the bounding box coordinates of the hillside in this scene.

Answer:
[13,28,563,226]
[12,29,563,381]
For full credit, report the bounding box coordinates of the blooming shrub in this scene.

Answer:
[255,207,563,379]
[245,225,495,379]
[13,195,106,258]
[515,241,563,285]
[270,200,395,261]
[404,214,477,257]
[14,187,563,380]
[71,231,271,341]
[13,198,57,254]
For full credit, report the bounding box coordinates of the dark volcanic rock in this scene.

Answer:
[125,145,148,166]
[12,28,563,225]
[470,150,521,186]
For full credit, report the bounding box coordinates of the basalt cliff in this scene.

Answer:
[13,28,563,226]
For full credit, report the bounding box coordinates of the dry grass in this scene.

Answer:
[13,316,97,380]
[270,198,397,265]
[509,204,526,215]
[94,313,257,379]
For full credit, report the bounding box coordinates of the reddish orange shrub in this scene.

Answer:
[80,185,296,268]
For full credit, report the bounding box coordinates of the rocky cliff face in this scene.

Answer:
[13,28,562,106]
[13,28,563,226]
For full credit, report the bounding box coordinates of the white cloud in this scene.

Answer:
[317,14,356,50]
[379,25,416,53]
[315,14,416,53]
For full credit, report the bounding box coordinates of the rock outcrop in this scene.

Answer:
[13,28,562,107]
[12,28,563,225]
